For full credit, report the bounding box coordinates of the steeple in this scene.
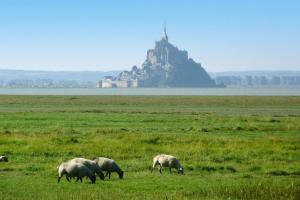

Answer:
[162,23,168,42]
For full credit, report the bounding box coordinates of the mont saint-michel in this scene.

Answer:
[99,27,217,88]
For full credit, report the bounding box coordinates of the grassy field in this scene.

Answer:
[0,95,299,199]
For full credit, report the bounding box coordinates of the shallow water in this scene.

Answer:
[0,87,299,96]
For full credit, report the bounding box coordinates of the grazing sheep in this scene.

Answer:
[94,157,124,179]
[0,156,8,162]
[57,162,96,183]
[151,154,184,174]
[69,158,105,180]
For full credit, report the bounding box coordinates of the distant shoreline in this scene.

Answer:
[0,87,299,96]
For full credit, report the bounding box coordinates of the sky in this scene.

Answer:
[0,0,299,72]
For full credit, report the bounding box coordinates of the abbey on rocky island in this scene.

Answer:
[99,26,217,88]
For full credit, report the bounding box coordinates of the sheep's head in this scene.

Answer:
[99,172,105,180]
[119,171,124,179]
[91,175,96,184]
[178,167,184,175]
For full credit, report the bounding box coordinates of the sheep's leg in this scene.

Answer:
[57,176,61,183]
[75,177,80,182]
[169,167,172,174]
[159,164,163,174]
[79,177,83,183]
[105,171,109,177]
[66,176,70,182]
[108,172,111,179]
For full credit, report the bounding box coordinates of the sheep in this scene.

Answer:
[57,162,96,183]
[0,156,8,162]
[94,157,124,179]
[69,158,105,180]
[151,154,184,174]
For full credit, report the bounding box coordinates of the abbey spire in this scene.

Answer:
[162,24,168,42]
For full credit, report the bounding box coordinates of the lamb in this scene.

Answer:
[94,157,124,179]
[0,156,8,162]
[57,162,96,183]
[69,158,105,180]
[151,154,184,174]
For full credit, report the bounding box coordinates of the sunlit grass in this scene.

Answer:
[0,96,299,199]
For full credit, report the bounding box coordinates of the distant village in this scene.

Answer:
[1,72,300,88]
[96,74,300,88]
[97,76,138,88]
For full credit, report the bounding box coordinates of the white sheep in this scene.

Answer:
[151,154,184,174]
[57,162,96,183]
[0,156,8,162]
[94,157,124,179]
[69,158,105,180]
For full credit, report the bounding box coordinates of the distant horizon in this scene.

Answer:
[0,68,299,73]
[1,68,299,89]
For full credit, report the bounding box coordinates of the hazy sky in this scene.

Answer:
[0,0,299,72]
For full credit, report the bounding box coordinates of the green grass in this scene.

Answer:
[0,96,299,199]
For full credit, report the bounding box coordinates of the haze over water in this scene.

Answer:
[0,88,299,96]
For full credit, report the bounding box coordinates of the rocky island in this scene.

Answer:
[99,27,217,88]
